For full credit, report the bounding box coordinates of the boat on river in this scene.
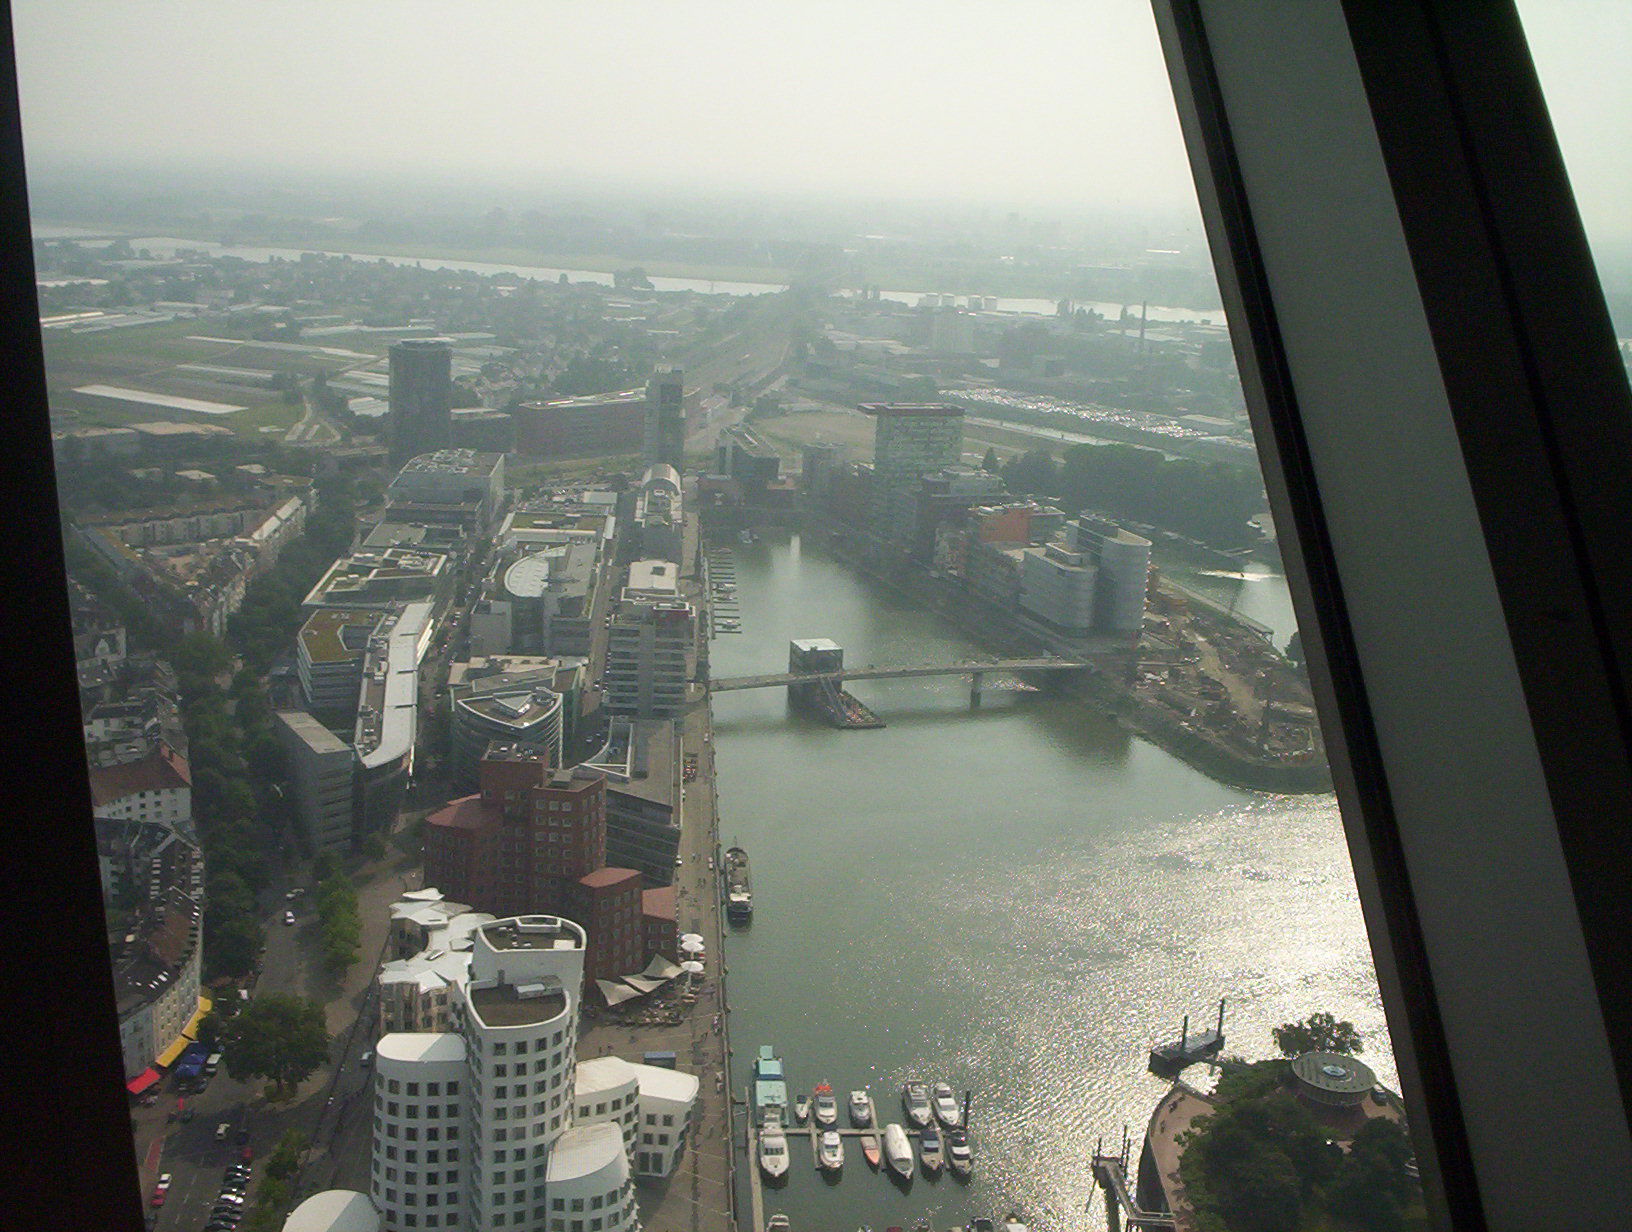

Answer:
[759,1118,790,1179]
[818,1129,844,1172]
[813,1083,838,1126]
[849,1089,872,1125]
[901,1082,933,1128]
[724,846,753,922]
[793,1095,810,1124]
[947,1126,973,1177]
[766,1218,789,1232]
[860,1131,882,1168]
[883,1123,914,1179]
[931,1082,961,1127]
[919,1121,945,1174]
[753,1046,787,1126]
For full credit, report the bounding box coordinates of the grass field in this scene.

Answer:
[751,406,1037,471]
[43,319,366,438]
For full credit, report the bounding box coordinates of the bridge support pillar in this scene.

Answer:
[970,671,984,709]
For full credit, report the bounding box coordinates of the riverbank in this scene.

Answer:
[803,515,1329,794]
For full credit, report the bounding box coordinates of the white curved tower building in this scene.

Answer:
[370,915,640,1232]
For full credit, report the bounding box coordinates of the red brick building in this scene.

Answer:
[641,885,679,963]
[574,868,645,982]
[423,744,650,981]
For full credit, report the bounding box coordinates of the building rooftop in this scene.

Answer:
[396,448,503,478]
[355,601,432,769]
[298,608,382,666]
[858,402,964,417]
[281,1190,382,1232]
[479,916,585,952]
[630,1061,702,1104]
[88,742,190,805]
[546,1122,627,1183]
[626,559,679,596]
[468,980,568,1027]
[642,885,677,921]
[276,710,352,756]
[579,866,641,891]
[426,794,492,834]
[1291,1051,1377,1095]
[575,1055,639,1098]
[376,1033,467,1066]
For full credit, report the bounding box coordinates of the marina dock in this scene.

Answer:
[1147,1000,1226,1076]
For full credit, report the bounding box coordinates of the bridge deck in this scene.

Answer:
[709,659,1089,692]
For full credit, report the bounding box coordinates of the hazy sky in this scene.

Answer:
[10,1,1629,237]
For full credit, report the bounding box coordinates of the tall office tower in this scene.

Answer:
[643,368,685,472]
[371,916,641,1232]
[859,402,965,545]
[389,337,455,467]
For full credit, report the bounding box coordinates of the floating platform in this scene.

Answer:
[1148,1000,1226,1076]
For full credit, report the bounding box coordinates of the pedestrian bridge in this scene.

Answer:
[708,657,1089,693]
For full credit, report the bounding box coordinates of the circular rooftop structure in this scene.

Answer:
[1290,1051,1377,1107]
[281,1190,382,1232]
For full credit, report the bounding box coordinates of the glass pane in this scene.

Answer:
[11,3,1412,1230]
[1517,0,1632,394]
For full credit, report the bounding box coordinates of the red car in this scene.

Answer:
[150,1173,171,1206]
[240,1146,253,1163]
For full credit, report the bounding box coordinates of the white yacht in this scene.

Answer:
[947,1126,973,1177]
[818,1129,845,1172]
[931,1082,961,1127]
[759,1121,790,1179]
[813,1083,839,1127]
[848,1089,872,1125]
[901,1082,933,1128]
[883,1122,915,1179]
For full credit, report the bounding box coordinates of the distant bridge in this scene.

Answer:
[708,658,1089,693]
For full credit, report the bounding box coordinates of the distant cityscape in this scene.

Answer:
[54,215,1378,1232]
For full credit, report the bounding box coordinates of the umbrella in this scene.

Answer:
[681,960,705,974]
[679,932,705,944]
[680,937,706,954]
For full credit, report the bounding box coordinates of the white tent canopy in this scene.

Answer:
[680,937,706,954]
[596,978,642,1007]
[623,974,665,994]
[641,955,683,980]
[680,960,705,974]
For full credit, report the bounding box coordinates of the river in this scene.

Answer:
[710,530,1389,1232]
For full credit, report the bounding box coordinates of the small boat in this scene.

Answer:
[794,1096,811,1124]
[931,1082,961,1127]
[758,1120,789,1179]
[767,1217,791,1232]
[919,1121,945,1174]
[818,1129,844,1172]
[901,1082,933,1128]
[860,1132,882,1168]
[848,1089,872,1125]
[965,1221,994,1232]
[947,1126,973,1177]
[1003,1213,1028,1232]
[813,1083,838,1127]
[883,1122,914,1179]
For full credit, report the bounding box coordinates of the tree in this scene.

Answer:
[981,446,1001,473]
[1272,1011,1363,1057]
[1004,447,1059,496]
[221,994,330,1100]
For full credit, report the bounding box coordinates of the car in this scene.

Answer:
[154,1174,171,1192]
[214,1194,246,1207]
[359,1048,373,1067]
[216,1122,231,1141]
[283,909,295,925]
[240,1145,253,1163]
[148,1188,166,1207]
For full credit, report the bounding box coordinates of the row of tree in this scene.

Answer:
[313,852,361,975]
[999,441,1265,548]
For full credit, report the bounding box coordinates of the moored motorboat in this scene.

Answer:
[931,1082,961,1127]
[1003,1212,1028,1232]
[849,1089,872,1125]
[883,1122,914,1179]
[860,1131,882,1168]
[947,1125,973,1177]
[965,1220,994,1232]
[794,1096,811,1124]
[919,1121,945,1175]
[901,1082,933,1128]
[818,1129,844,1172]
[767,1218,790,1232]
[813,1083,838,1126]
[758,1120,790,1179]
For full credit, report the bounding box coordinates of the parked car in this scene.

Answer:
[283,910,295,925]
[215,1122,231,1141]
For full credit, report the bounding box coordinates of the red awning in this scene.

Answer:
[126,1068,160,1096]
